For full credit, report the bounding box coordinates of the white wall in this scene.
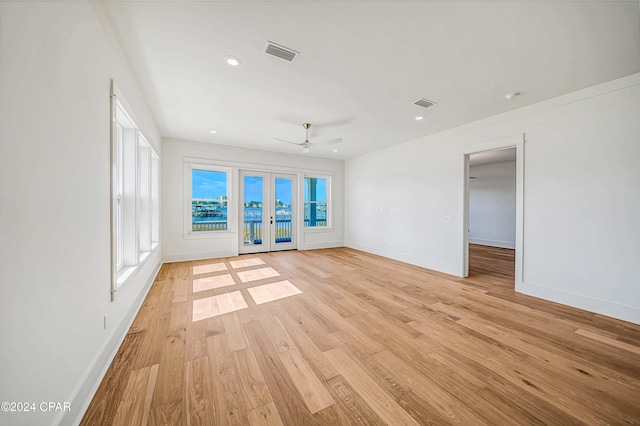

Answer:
[0,3,162,425]
[162,138,345,261]
[469,160,516,249]
[346,72,640,325]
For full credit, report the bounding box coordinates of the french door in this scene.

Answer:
[239,171,297,254]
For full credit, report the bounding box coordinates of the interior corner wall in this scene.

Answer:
[469,161,516,249]
[345,72,640,325]
[0,3,162,425]
[161,138,345,262]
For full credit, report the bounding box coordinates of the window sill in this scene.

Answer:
[116,266,137,287]
[184,230,236,240]
[116,245,160,289]
[302,227,334,233]
[139,251,151,263]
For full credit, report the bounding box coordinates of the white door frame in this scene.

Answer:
[238,170,297,254]
[459,134,525,290]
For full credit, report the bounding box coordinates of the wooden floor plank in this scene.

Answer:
[373,349,486,425]
[277,348,335,413]
[206,333,249,425]
[233,347,274,412]
[275,311,339,380]
[149,398,183,425]
[185,356,215,426]
[80,331,144,426]
[111,363,158,425]
[243,320,319,425]
[246,401,284,426]
[324,347,420,426]
[152,311,186,408]
[324,374,384,425]
[222,311,249,352]
[575,327,640,355]
[141,363,159,425]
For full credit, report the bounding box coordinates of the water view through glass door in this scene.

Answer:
[274,177,293,245]
[240,171,296,254]
[242,174,266,248]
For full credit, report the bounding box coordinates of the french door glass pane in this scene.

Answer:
[243,176,263,245]
[274,178,293,243]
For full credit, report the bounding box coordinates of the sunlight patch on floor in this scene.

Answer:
[192,291,248,321]
[237,267,280,283]
[193,263,227,275]
[247,280,302,305]
[193,274,236,293]
[230,258,265,269]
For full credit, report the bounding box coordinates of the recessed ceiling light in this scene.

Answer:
[332,149,338,152]
[224,55,241,66]
[504,91,520,100]
[415,116,424,120]
[210,130,217,134]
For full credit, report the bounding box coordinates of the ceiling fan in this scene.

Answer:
[274,123,342,154]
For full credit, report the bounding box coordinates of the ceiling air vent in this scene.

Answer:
[413,98,436,109]
[264,41,299,62]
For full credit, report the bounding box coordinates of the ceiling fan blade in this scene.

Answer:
[273,137,303,146]
[311,137,343,146]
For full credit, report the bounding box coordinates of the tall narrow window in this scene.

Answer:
[191,169,229,231]
[114,123,124,271]
[111,80,160,297]
[115,102,139,271]
[151,153,160,245]
[304,177,329,227]
[138,134,152,259]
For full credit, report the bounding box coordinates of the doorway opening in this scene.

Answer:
[239,171,297,254]
[467,148,516,290]
[461,134,524,291]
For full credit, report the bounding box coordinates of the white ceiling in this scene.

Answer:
[99,1,640,159]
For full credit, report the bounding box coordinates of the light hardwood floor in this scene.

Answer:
[82,246,640,425]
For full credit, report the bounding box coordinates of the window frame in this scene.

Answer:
[184,163,233,238]
[114,122,124,271]
[110,81,160,300]
[303,175,331,229]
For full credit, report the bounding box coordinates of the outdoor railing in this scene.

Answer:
[192,221,227,231]
[243,219,294,244]
[274,219,292,243]
[244,219,263,244]
[193,218,327,239]
[304,219,327,227]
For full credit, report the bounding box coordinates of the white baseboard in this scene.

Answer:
[59,261,162,426]
[299,240,344,250]
[517,281,640,326]
[163,249,235,263]
[164,242,344,260]
[469,238,515,249]
[345,240,460,276]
